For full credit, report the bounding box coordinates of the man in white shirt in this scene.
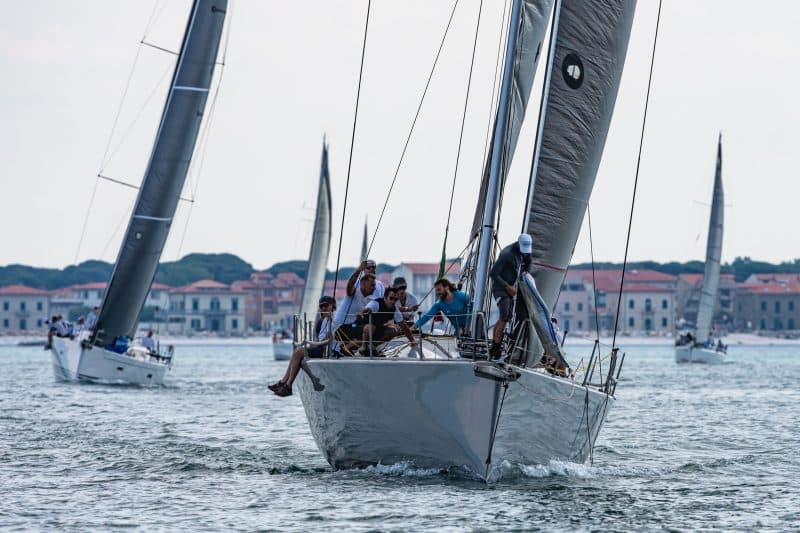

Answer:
[86,306,99,330]
[334,273,377,334]
[140,330,157,353]
[392,276,419,323]
[353,259,384,299]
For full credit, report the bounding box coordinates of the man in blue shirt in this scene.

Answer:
[415,278,471,334]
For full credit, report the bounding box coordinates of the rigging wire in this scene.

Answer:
[332,0,372,297]
[364,0,460,260]
[441,0,484,272]
[611,0,663,349]
[587,204,601,341]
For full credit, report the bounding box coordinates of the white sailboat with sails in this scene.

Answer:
[675,134,726,364]
[51,0,228,385]
[274,141,333,361]
[293,0,640,481]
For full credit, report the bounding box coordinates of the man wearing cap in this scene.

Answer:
[353,259,384,299]
[488,234,534,357]
[392,276,419,323]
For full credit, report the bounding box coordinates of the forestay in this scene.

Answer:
[94,0,228,345]
[299,141,333,323]
[523,0,636,309]
[694,135,724,343]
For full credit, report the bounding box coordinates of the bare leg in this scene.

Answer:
[284,346,307,386]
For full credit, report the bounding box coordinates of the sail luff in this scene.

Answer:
[299,141,333,322]
[523,0,637,310]
[93,0,227,345]
[694,134,724,342]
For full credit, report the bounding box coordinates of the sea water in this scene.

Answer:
[1,342,798,530]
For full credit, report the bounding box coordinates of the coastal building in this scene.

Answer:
[0,284,50,333]
[675,273,736,331]
[735,278,800,333]
[391,262,461,311]
[554,273,593,335]
[165,280,247,335]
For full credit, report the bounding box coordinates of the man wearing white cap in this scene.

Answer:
[488,234,534,357]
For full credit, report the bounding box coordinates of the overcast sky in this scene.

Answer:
[1,1,798,271]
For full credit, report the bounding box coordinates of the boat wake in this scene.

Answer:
[496,459,596,480]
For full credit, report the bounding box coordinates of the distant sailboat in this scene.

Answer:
[50,0,228,385]
[275,140,333,361]
[676,134,726,364]
[296,0,637,481]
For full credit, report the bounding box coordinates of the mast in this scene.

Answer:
[694,133,724,343]
[472,0,525,332]
[299,139,333,322]
[92,0,228,346]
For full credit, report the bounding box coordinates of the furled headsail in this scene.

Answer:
[93,0,228,345]
[469,0,555,239]
[523,0,637,308]
[694,134,724,343]
[299,140,334,323]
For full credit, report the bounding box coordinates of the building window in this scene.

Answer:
[662,317,668,327]
[645,298,652,312]
[564,302,570,312]
[628,317,635,327]
[597,291,606,308]
[2,302,8,311]
[192,299,199,311]
[761,301,767,311]
[628,299,635,309]
[19,319,26,330]
[577,302,583,312]
[788,318,796,330]
[232,319,238,330]
[774,319,783,330]
[190,319,201,329]
[789,301,795,312]
[760,319,766,329]
[645,318,652,331]
[232,298,239,311]
[775,301,781,313]
[662,299,668,309]
[578,320,583,330]
[2,319,8,328]
[36,301,43,311]
[210,298,221,311]
[20,301,26,312]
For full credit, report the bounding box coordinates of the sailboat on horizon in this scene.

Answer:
[675,134,726,364]
[50,0,228,385]
[274,140,334,361]
[293,0,639,481]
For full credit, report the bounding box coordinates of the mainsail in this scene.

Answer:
[93,0,228,345]
[694,134,724,343]
[523,0,636,309]
[469,0,554,239]
[299,141,333,323]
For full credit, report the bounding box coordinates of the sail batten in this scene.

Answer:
[695,135,724,343]
[524,0,637,310]
[299,142,333,323]
[93,0,228,345]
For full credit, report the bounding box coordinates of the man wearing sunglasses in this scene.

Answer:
[351,259,384,299]
[356,286,416,355]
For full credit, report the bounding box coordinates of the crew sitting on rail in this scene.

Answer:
[140,330,156,353]
[414,278,471,334]
[45,315,74,350]
[355,286,416,355]
[333,271,378,354]
[392,276,419,324]
[270,295,340,397]
[489,234,533,358]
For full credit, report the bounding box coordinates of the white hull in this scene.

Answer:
[273,341,293,360]
[50,336,168,385]
[296,358,612,481]
[675,345,725,364]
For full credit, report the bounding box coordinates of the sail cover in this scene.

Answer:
[299,141,333,324]
[470,0,554,239]
[694,135,724,342]
[94,0,228,345]
[523,0,636,308]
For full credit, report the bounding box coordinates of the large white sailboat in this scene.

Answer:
[294,0,638,481]
[274,141,333,361]
[675,135,726,364]
[51,0,228,385]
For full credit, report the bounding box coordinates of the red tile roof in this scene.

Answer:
[739,282,800,295]
[621,283,674,294]
[747,273,800,284]
[679,273,735,285]
[171,279,246,294]
[69,282,107,290]
[0,284,50,296]
[569,269,676,292]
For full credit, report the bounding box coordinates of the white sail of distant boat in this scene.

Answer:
[676,134,726,364]
[50,0,228,385]
[275,140,333,361]
[360,217,368,261]
[293,0,638,481]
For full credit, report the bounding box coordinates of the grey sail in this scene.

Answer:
[694,135,724,343]
[299,141,333,323]
[523,0,636,309]
[469,0,554,239]
[93,0,227,345]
